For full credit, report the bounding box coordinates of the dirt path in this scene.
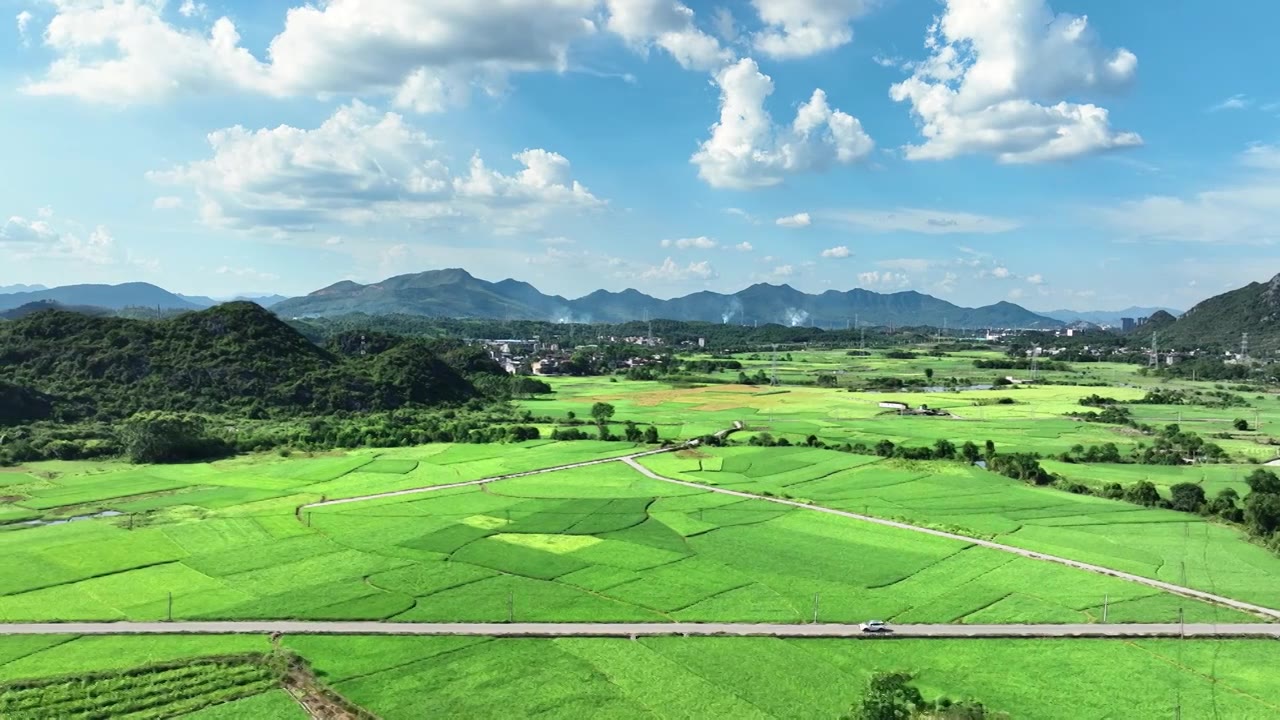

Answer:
[622,457,1280,621]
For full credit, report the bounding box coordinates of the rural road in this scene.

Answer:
[0,621,1276,639]
[295,430,1280,622]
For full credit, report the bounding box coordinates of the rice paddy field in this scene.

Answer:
[4,346,1280,716]
[1,634,1278,719]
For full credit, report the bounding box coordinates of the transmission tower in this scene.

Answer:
[1242,333,1250,362]
[771,344,780,387]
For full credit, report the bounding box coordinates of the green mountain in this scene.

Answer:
[273,268,1062,329]
[0,303,492,424]
[0,282,198,312]
[1145,274,1280,351]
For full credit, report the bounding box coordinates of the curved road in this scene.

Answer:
[294,436,1280,622]
[0,621,1275,639]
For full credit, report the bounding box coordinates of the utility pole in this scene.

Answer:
[167,592,173,622]
[1102,594,1109,623]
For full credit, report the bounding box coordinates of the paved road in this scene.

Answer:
[622,457,1280,621]
[1,621,1276,638]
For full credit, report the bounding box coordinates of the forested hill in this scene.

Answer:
[0,303,502,424]
[1140,274,1280,351]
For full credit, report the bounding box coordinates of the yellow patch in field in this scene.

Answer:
[492,533,601,554]
[459,515,511,530]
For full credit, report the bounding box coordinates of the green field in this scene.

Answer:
[4,345,1280,716]
[1,634,1277,719]
[641,447,1280,611]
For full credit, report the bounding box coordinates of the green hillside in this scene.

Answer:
[1147,274,1280,351]
[0,303,494,424]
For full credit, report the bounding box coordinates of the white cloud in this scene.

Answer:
[1099,143,1280,245]
[0,216,59,244]
[16,10,32,44]
[148,101,602,235]
[178,0,207,18]
[823,207,1019,234]
[1210,94,1251,112]
[772,264,795,277]
[325,236,344,246]
[890,0,1141,163]
[639,257,716,281]
[734,241,754,252]
[692,58,874,189]
[606,0,733,71]
[22,0,599,109]
[153,196,184,210]
[775,212,811,228]
[857,270,910,289]
[750,0,872,59]
[820,245,851,258]
[991,266,1011,279]
[725,207,762,224]
[540,236,575,246]
[661,236,719,249]
[2,210,118,265]
[1008,287,1026,300]
[1026,273,1044,285]
[711,7,738,42]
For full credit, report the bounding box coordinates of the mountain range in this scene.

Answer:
[270,268,1064,329]
[1040,307,1184,326]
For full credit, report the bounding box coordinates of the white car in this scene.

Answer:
[860,620,890,633]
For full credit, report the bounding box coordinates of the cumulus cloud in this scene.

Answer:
[890,0,1141,163]
[153,196,184,210]
[21,0,599,108]
[178,0,207,18]
[1026,273,1044,284]
[1,211,117,265]
[0,216,59,244]
[640,257,716,281]
[1008,287,1026,300]
[215,265,280,282]
[823,207,1019,234]
[660,236,719,249]
[16,10,32,44]
[858,270,910,289]
[820,245,851,258]
[734,241,754,252]
[147,102,602,235]
[775,212,811,228]
[606,0,733,71]
[772,264,796,277]
[750,0,872,59]
[692,58,874,189]
[991,266,1011,279]
[1098,143,1280,245]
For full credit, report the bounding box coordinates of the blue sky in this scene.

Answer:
[2,0,1279,311]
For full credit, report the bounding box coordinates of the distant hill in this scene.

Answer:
[0,300,112,320]
[1041,306,1184,325]
[1138,274,1280,351]
[179,294,288,309]
[273,268,1063,329]
[0,283,198,312]
[0,302,494,423]
[0,284,47,294]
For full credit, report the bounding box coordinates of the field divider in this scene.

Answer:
[621,457,1280,621]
